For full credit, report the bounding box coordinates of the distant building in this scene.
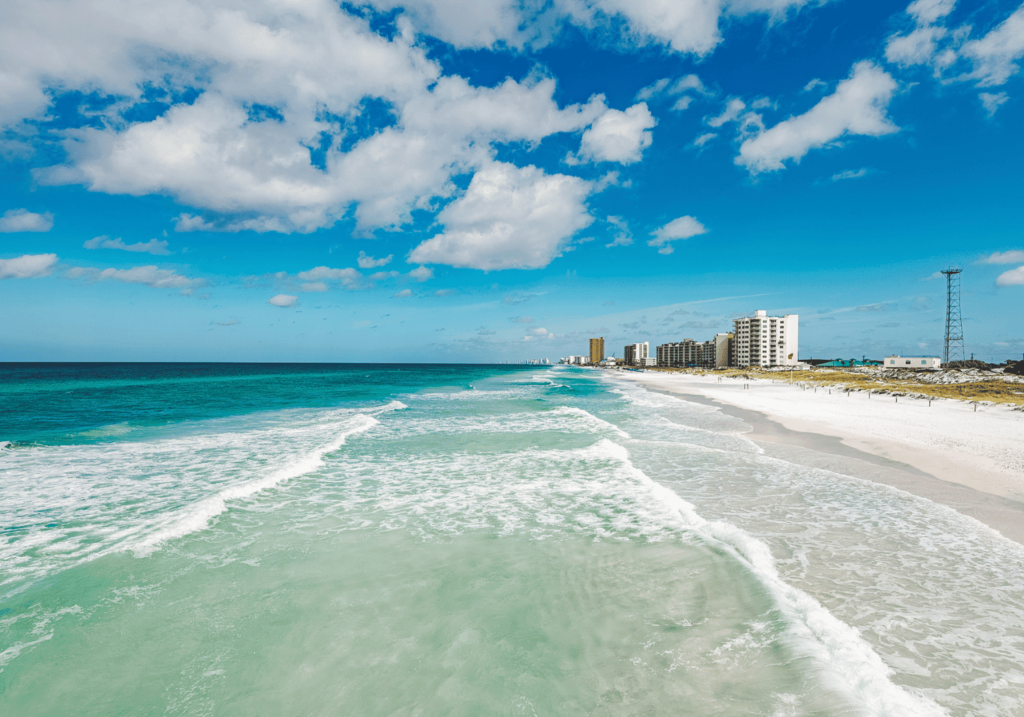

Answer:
[694,333,733,369]
[589,337,605,365]
[733,310,799,367]
[657,339,699,367]
[639,357,657,367]
[563,355,589,365]
[817,358,881,368]
[624,342,649,366]
[883,356,941,370]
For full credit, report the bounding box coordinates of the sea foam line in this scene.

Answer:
[131,413,379,557]
[575,431,947,717]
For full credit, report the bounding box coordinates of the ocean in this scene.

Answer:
[1,363,1022,716]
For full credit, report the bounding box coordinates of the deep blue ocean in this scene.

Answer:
[1,363,1022,716]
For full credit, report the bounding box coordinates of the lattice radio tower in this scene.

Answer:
[941,268,964,365]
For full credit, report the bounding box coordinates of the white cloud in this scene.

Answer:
[706,98,746,127]
[0,209,53,233]
[885,26,947,66]
[407,266,434,282]
[960,6,1024,86]
[635,74,708,109]
[980,250,1024,264]
[692,132,717,148]
[0,253,58,279]
[635,78,672,101]
[831,167,868,181]
[174,214,216,233]
[648,216,707,254]
[907,0,957,25]
[358,251,393,269]
[269,294,299,307]
[83,235,171,255]
[996,266,1024,286]
[736,61,898,174]
[409,161,593,270]
[69,265,204,294]
[393,288,413,297]
[296,266,362,290]
[980,91,1009,115]
[11,1,608,236]
[369,270,399,281]
[434,288,456,296]
[605,215,633,247]
[577,103,655,164]
[803,78,827,91]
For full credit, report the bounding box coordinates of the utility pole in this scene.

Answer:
[941,268,964,365]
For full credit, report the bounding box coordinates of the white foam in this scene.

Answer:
[589,438,947,717]
[132,414,378,556]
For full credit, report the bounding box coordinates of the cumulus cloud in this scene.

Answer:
[296,266,362,289]
[648,216,707,254]
[960,6,1024,86]
[409,161,593,270]
[576,104,655,164]
[980,250,1024,263]
[996,266,1024,285]
[434,288,456,296]
[907,0,957,25]
[605,215,633,247]
[393,288,413,297]
[83,236,171,255]
[269,294,299,307]
[366,0,815,57]
[407,266,434,282]
[635,74,709,111]
[69,265,205,294]
[24,2,607,236]
[358,252,393,269]
[736,61,898,173]
[979,91,1009,116]
[0,253,58,279]
[885,26,948,66]
[706,98,746,127]
[0,209,53,233]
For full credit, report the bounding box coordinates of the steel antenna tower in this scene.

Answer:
[941,267,964,365]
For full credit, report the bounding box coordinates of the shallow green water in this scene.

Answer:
[1,364,1022,716]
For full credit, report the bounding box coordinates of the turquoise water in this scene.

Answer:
[1,364,1022,716]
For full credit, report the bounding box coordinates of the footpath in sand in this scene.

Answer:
[618,369,1024,544]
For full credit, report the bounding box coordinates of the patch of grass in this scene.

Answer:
[643,367,1024,407]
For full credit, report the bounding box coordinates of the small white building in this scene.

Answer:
[883,356,942,370]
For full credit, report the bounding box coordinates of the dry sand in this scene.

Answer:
[617,370,1024,545]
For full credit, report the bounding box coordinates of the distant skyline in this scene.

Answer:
[1,0,1022,362]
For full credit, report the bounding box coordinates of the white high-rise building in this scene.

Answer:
[624,342,649,365]
[732,310,799,367]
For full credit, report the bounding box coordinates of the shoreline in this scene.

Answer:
[617,371,1024,546]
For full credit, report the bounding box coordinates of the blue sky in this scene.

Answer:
[1,0,1022,362]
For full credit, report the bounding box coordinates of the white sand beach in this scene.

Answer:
[618,370,1024,544]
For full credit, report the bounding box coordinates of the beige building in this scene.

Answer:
[733,311,799,367]
[589,337,605,365]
